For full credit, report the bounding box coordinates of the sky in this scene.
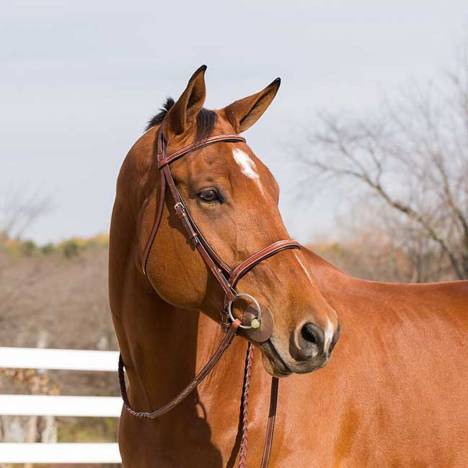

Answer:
[1,0,467,244]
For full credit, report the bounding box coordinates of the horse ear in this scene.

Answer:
[223,78,281,133]
[165,65,207,137]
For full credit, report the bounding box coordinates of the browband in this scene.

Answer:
[158,134,246,168]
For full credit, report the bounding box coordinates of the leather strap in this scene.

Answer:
[163,163,236,301]
[142,169,167,277]
[118,319,240,419]
[158,134,245,167]
[238,342,255,468]
[261,377,279,467]
[229,239,302,287]
[238,349,279,468]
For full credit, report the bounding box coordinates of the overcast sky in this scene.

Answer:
[1,0,467,244]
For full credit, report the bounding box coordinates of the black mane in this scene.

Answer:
[145,97,217,140]
[145,97,175,129]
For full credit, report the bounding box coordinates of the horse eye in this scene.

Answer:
[197,188,222,203]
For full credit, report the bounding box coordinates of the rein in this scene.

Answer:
[118,125,301,467]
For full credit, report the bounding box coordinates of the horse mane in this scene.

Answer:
[145,97,217,140]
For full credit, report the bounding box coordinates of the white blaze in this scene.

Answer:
[232,148,264,195]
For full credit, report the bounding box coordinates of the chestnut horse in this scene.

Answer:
[109,67,467,467]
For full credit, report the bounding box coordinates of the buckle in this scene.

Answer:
[174,201,185,216]
[174,202,199,245]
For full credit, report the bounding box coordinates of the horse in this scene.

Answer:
[109,66,468,467]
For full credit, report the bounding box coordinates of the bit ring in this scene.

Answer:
[227,293,262,329]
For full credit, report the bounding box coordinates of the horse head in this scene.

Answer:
[136,66,339,376]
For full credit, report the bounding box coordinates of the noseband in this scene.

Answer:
[118,125,301,467]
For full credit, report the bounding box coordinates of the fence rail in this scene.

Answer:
[0,394,121,417]
[0,346,119,371]
[0,346,122,464]
[0,443,121,463]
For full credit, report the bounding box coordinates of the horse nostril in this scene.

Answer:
[301,323,317,345]
[295,322,325,360]
[301,323,323,347]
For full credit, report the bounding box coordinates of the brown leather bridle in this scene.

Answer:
[118,124,301,467]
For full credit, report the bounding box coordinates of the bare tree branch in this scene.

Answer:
[298,48,468,280]
[0,189,51,240]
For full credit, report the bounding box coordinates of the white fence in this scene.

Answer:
[0,347,122,464]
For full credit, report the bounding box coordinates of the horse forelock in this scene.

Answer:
[146,97,217,141]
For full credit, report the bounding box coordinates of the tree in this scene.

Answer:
[298,49,468,281]
[0,188,51,241]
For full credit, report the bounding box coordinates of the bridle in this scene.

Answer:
[118,123,301,467]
